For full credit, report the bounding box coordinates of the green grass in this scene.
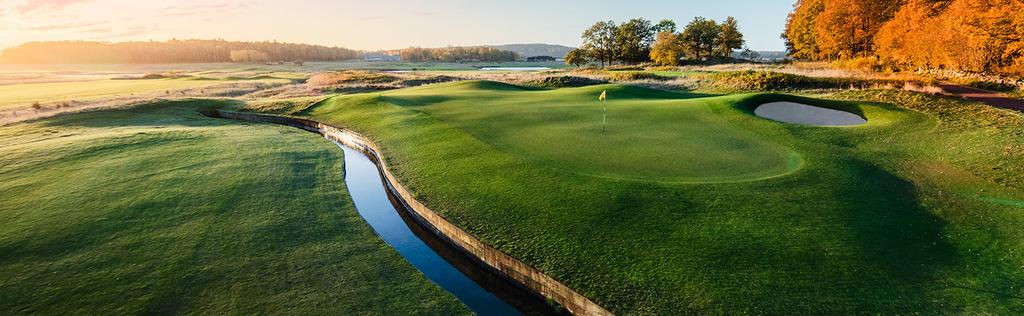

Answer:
[0,101,469,314]
[243,95,331,115]
[0,78,288,109]
[368,81,797,182]
[287,80,1024,313]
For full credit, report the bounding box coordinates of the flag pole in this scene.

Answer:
[599,90,607,133]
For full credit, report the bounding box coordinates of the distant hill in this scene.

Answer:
[488,44,575,59]
[731,50,790,62]
[756,51,789,61]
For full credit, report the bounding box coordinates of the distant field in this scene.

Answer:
[321,60,565,71]
[0,101,469,314]
[0,60,565,79]
[294,81,1024,313]
[0,78,288,109]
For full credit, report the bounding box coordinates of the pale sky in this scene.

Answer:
[0,0,797,51]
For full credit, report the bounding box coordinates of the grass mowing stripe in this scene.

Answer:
[0,100,470,315]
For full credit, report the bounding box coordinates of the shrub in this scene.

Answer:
[646,65,678,71]
[607,71,669,82]
[712,71,827,90]
[606,65,645,71]
[713,70,937,92]
[399,75,460,87]
[526,76,607,88]
[307,71,399,86]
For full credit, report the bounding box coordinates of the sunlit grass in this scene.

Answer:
[0,100,469,315]
[0,78,289,109]
[291,81,1024,314]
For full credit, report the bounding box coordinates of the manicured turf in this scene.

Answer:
[0,101,469,314]
[0,78,288,109]
[371,81,799,182]
[293,81,1024,313]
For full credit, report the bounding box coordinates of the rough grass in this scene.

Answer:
[0,100,469,315]
[307,71,400,86]
[243,95,330,115]
[606,71,670,82]
[289,81,1024,314]
[522,76,607,88]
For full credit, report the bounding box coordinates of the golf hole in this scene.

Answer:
[755,102,867,126]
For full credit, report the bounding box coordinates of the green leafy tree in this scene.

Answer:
[654,19,677,34]
[714,17,745,58]
[615,18,656,64]
[680,17,721,61]
[736,46,761,61]
[582,20,618,67]
[565,48,589,67]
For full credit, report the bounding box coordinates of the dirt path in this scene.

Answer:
[939,84,1024,112]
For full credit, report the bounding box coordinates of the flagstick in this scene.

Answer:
[602,100,607,133]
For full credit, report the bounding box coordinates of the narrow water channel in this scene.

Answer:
[335,142,557,316]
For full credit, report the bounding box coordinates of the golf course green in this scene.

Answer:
[348,81,801,182]
[0,101,468,314]
[288,81,1024,313]
[2,78,1022,314]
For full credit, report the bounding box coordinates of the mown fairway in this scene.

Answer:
[295,81,1024,313]
[0,101,468,314]
[0,77,289,109]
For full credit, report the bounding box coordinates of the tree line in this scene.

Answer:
[565,17,745,67]
[0,39,361,64]
[398,46,519,62]
[784,0,1024,76]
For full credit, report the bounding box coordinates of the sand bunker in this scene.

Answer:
[755,102,866,126]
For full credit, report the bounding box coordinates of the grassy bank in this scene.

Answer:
[288,80,1024,313]
[0,101,469,314]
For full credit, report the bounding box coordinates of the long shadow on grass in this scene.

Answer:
[576,155,958,312]
[379,95,457,108]
[827,158,957,306]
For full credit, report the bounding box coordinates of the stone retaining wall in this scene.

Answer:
[215,110,612,316]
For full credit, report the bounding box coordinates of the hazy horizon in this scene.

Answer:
[0,0,797,52]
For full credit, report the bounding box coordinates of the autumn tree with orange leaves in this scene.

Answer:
[784,0,1024,76]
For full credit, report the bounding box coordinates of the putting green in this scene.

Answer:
[354,81,801,182]
[299,83,1024,313]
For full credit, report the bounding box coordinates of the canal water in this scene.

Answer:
[336,142,559,315]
